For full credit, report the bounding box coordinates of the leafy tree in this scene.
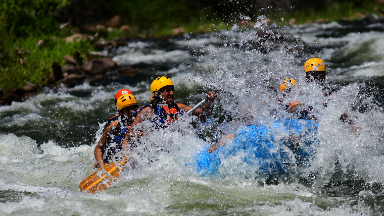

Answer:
[0,0,68,39]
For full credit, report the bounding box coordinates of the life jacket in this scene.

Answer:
[152,103,182,127]
[134,103,182,129]
[296,106,317,121]
[101,115,129,164]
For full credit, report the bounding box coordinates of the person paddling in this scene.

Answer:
[93,93,138,168]
[133,76,217,129]
[303,58,359,133]
[277,79,303,114]
[209,78,311,153]
[275,58,358,133]
[100,89,134,134]
[275,78,317,120]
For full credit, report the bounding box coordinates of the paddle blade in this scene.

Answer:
[79,161,127,193]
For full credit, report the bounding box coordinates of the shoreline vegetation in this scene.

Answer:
[0,0,383,106]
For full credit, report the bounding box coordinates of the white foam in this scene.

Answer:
[113,49,190,65]
[1,20,384,215]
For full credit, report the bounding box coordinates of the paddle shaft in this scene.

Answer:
[187,99,206,115]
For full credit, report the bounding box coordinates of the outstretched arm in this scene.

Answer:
[208,134,235,153]
[178,91,217,117]
[287,100,304,113]
[121,107,153,151]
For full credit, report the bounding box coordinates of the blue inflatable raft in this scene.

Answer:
[194,119,319,177]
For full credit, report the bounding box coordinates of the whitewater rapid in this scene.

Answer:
[1,17,384,215]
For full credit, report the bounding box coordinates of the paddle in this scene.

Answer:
[79,98,209,193]
[78,160,127,193]
[187,99,207,115]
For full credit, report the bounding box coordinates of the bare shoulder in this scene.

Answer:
[105,120,119,131]
[137,107,153,116]
[134,107,154,124]
[177,103,190,111]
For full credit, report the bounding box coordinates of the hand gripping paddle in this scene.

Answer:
[187,99,207,115]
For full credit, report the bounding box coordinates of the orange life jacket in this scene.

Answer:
[152,103,182,128]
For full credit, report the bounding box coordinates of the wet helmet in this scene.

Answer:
[115,89,133,100]
[150,76,174,101]
[116,94,138,111]
[304,58,326,73]
[279,79,297,92]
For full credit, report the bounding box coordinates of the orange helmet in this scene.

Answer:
[116,94,138,111]
[115,89,133,100]
[279,79,297,92]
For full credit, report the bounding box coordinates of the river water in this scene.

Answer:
[1,17,384,215]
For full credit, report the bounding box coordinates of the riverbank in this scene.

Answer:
[1,0,383,106]
[0,19,229,105]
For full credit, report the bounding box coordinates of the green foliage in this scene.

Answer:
[0,0,67,38]
[104,29,131,41]
[0,0,382,93]
[261,0,382,25]
[108,0,210,29]
[149,20,230,37]
[0,0,94,92]
[0,36,92,91]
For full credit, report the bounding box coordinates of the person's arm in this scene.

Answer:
[288,100,304,113]
[178,91,217,117]
[208,134,235,153]
[129,106,153,137]
[131,107,153,127]
[121,106,153,149]
[93,121,117,168]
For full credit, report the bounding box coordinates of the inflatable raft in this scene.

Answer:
[194,119,319,177]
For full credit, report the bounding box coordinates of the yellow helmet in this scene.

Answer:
[304,58,326,73]
[116,94,138,111]
[150,76,174,101]
[279,79,297,92]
